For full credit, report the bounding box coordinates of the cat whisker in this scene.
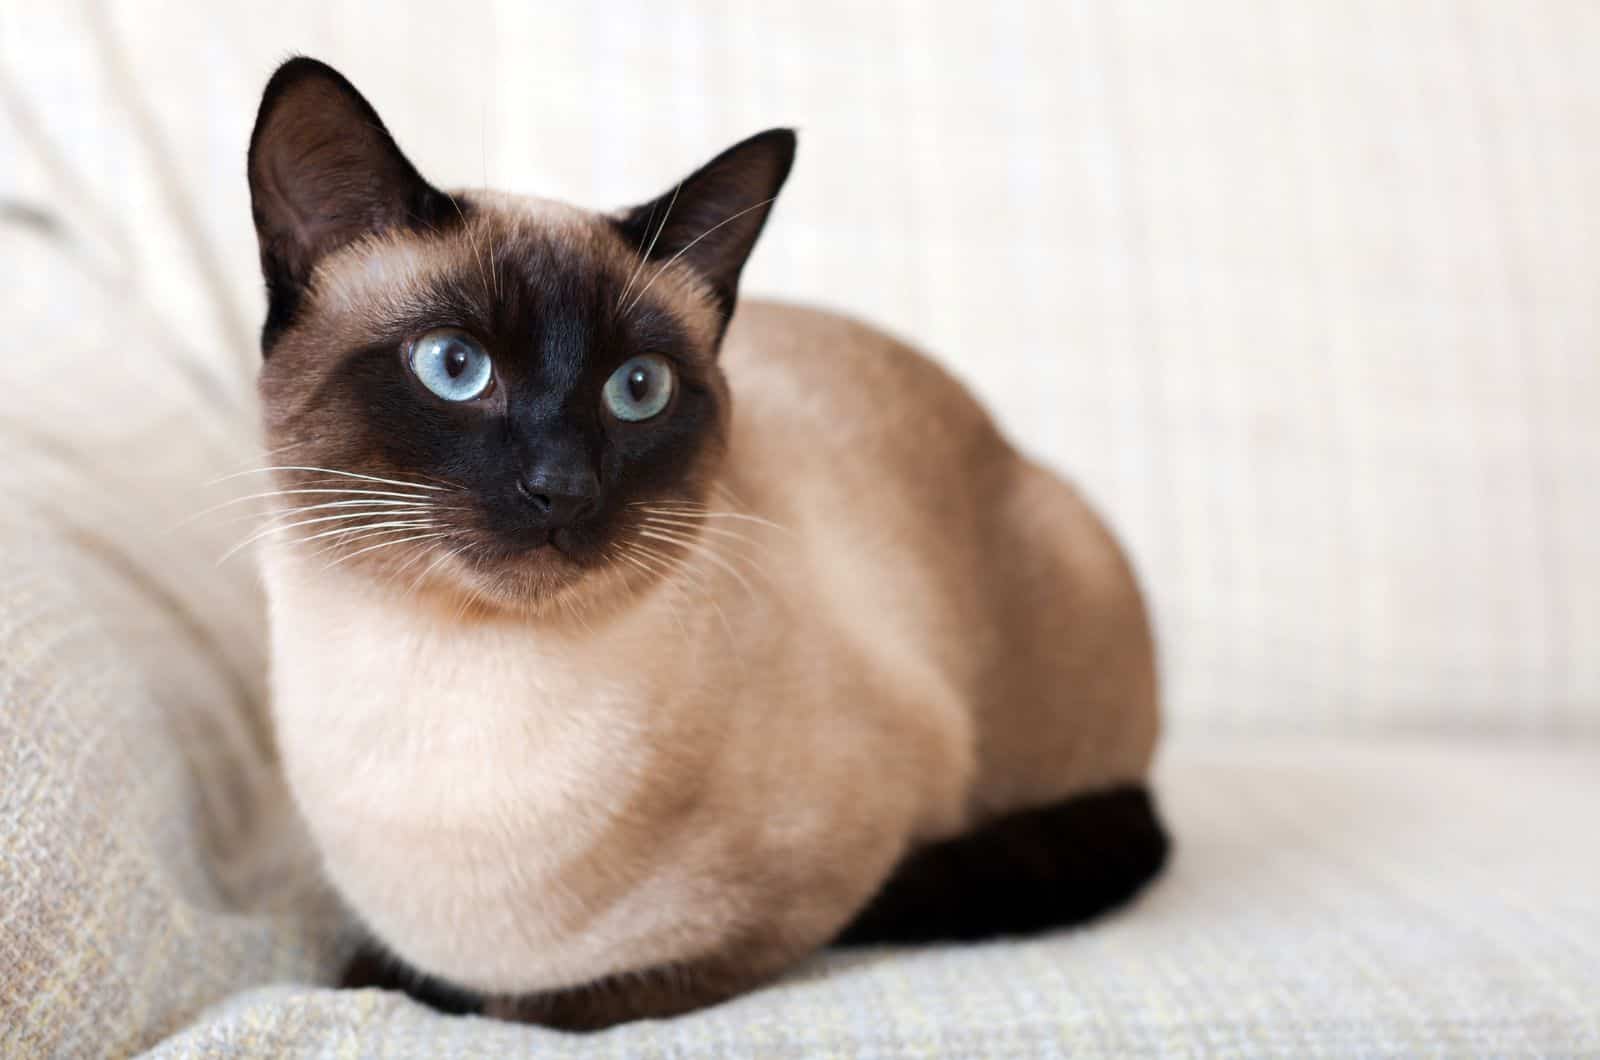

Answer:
[628,540,738,654]
[615,180,682,312]
[630,503,793,535]
[613,203,657,311]
[661,578,701,641]
[621,539,699,589]
[556,587,597,637]
[637,519,779,589]
[710,480,751,509]
[611,545,658,582]
[635,527,760,601]
[635,519,774,577]
[204,499,449,529]
[449,567,497,624]
[239,509,437,543]
[372,530,458,590]
[322,530,453,572]
[412,471,470,493]
[447,191,495,306]
[217,511,442,565]
[385,541,440,584]
[482,146,503,305]
[263,499,455,518]
[208,465,453,492]
[176,488,446,531]
[196,486,440,512]
[299,518,442,548]
[623,196,778,317]
[306,525,437,565]
[603,542,645,601]
[217,515,363,565]
[637,515,767,551]
[615,541,677,585]
[403,541,467,597]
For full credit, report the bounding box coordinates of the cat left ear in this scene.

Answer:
[615,129,796,321]
[247,57,455,349]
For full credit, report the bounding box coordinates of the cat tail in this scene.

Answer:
[834,784,1170,944]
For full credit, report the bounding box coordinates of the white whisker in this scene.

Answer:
[210,502,442,530]
[307,524,441,563]
[636,527,759,600]
[615,545,692,645]
[217,509,441,565]
[631,540,738,654]
[448,192,494,303]
[404,542,466,596]
[372,531,456,588]
[322,530,452,571]
[194,497,448,529]
[297,518,440,546]
[208,465,454,492]
[639,515,765,549]
[630,503,792,535]
[616,180,683,311]
[636,519,776,580]
[194,486,439,514]
[624,197,778,317]
[449,569,496,623]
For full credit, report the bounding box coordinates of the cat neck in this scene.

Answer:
[256,519,765,663]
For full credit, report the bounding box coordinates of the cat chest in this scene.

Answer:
[269,612,658,832]
[266,611,717,986]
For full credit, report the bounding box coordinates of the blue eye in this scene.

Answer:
[409,329,493,401]
[603,354,675,422]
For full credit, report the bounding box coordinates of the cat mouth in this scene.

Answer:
[471,523,596,564]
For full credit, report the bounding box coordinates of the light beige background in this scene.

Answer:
[4,0,1597,735]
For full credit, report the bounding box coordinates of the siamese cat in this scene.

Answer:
[246,57,1167,1030]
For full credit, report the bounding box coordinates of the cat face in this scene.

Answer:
[246,59,793,612]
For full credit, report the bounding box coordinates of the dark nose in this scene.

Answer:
[516,469,599,529]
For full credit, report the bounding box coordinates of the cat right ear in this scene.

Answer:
[247,57,454,350]
[614,129,796,326]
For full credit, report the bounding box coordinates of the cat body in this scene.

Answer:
[247,60,1165,1028]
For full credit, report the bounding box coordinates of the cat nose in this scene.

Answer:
[516,470,599,529]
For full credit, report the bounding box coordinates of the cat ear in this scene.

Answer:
[616,129,796,319]
[247,57,454,348]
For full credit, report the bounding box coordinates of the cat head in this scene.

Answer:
[246,57,793,614]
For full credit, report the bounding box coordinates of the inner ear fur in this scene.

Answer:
[615,128,796,320]
[247,57,457,349]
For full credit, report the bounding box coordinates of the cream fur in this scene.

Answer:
[262,299,1158,998]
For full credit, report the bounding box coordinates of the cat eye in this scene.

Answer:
[408,328,494,402]
[602,354,675,422]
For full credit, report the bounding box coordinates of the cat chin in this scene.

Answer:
[391,537,642,621]
[294,518,663,621]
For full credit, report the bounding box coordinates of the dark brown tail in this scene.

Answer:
[834,785,1170,945]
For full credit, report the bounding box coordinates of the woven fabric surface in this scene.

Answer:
[141,741,1600,1058]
